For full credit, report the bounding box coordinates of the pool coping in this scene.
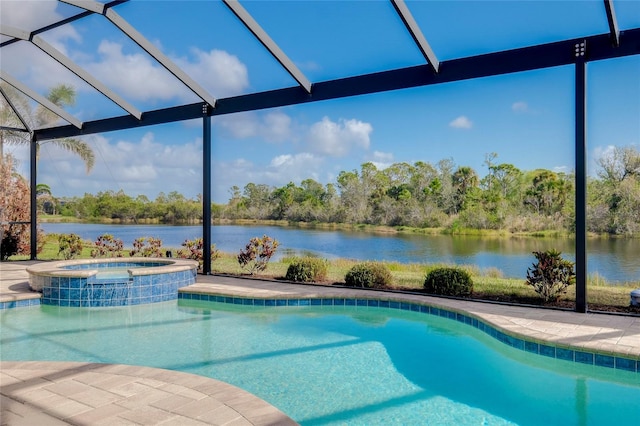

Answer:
[0,361,297,425]
[25,257,198,288]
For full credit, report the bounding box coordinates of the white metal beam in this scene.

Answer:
[32,35,143,119]
[604,0,620,47]
[63,0,105,14]
[1,70,83,129]
[391,0,440,73]
[0,25,31,41]
[62,0,217,107]
[1,22,142,119]
[223,0,312,93]
[0,85,31,132]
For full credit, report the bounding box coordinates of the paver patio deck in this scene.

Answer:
[1,261,639,425]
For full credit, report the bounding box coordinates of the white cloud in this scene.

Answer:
[368,151,394,170]
[449,116,472,129]
[218,111,293,142]
[218,114,374,161]
[371,151,393,162]
[83,40,195,102]
[1,0,251,108]
[176,48,249,98]
[0,42,88,96]
[0,0,61,32]
[40,26,82,56]
[269,152,314,170]
[218,113,259,139]
[30,126,333,202]
[592,145,616,163]
[589,144,617,175]
[13,112,375,203]
[36,132,204,199]
[270,154,296,168]
[5,40,249,105]
[211,153,326,201]
[265,152,321,182]
[0,0,82,91]
[512,101,529,113]
[306,116,372,157]
[296,60,321,72]
[262,111,293,142]
[84,43,249,103]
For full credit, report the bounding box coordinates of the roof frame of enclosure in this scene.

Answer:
[1,0,639,313]
[1,0,636,139]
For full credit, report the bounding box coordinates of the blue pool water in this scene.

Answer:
[1,301,638,425]
[62,262,161,281]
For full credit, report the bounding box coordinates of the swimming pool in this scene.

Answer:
[1,299,638,425]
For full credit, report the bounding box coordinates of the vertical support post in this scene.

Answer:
[202,110,212,275]
[30,132,37,260]
[574,42,587,313]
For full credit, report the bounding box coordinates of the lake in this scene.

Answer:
[40,223,640,284]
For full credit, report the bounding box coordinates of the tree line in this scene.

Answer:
[54,147,640,236]
[2,83,638,238]
[53,190,203,224]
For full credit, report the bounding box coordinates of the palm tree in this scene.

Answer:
[452,166,479,212]
[0,83,95,172]
[452,166,479,195]
[35,183,56,215]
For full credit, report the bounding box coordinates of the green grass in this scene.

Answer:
[214,255,638,309]
[8,234,638,309]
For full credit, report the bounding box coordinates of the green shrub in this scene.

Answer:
[237,235,279,275]
[526,249,575,302]
[424,267,473,297]
[285,257,328,282]
[345,262,392,289]
[58,233,83,260]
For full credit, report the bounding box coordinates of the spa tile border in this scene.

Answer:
[0,296,41,310]
[178,291,640,374]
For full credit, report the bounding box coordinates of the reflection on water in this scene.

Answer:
[40,223,639,283]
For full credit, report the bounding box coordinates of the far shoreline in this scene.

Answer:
[36,215,627,240]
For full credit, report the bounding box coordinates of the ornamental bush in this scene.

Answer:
[526,249,575,303]
[58,233,83,260]
[90,234,124,258]
[424,267,473,297]
[237,235,279,275]
[0,234,19,261]
[344,262,392,289]
[0,155,45,259]
[176,237,219,271]
[285,257,328,283]
[130,237,164,257]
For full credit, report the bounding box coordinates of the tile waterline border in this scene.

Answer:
[178,291,640,374]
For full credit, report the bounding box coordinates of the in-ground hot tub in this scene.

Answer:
[27,258,199,307]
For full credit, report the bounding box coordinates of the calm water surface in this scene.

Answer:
[40,223,640,283]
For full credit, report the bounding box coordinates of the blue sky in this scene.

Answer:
[1,0,639,203]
